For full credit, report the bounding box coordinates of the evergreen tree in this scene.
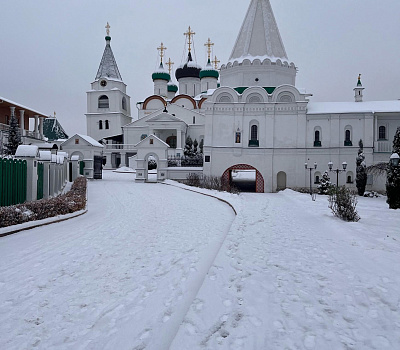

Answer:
[6,113,22,155]
[193,139,198,154]
[184,136,194,157]
[386,127,400,209]
[356,139,367,196]
[318,171,332,194]
[199,139,204,154]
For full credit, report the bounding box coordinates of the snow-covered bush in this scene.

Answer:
[363,191,381,198]
[328,186,360,222]
[0,177,87,228]
[186,173,201,187]
[318,171,332,194]
[5,113,22,155]
[386,127,400,209]
[147,156,157,170]
[356,139,367,196]
[184,174,239,193]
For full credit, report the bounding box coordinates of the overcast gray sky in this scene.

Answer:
[1,0,400,136]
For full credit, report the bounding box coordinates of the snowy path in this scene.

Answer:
[0,172,234,350]
[171,190,400,350]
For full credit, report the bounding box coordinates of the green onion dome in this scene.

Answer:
[152,63,171,82]
[200,60,219,79]
[167,81,178,93]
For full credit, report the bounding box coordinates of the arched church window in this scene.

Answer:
[345,129,352,146]
[249,123,259,147]
[105,120,109,129]
[251,125,258,141]
[314,129,321,147]
[122,97,127,111]
[379,126,386,140]
[98,95,109,108]
[218,95,233,103]
[99,120,103,130]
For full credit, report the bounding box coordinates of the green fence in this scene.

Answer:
[37,162,44,200]
[0,158,27,207]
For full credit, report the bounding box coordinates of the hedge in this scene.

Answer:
[0,176,87,228]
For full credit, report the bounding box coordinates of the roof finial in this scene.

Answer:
[204,38,214,62]
[166,58,174,75]
[357,73,362,86]
[106,22,110,36]
[54,111,56,119]
[184,26,196,52]
[157,42,167,64]
[212,55,220,70]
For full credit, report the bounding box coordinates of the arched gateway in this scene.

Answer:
[222,164,264,193]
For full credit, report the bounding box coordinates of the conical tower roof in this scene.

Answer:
[95,35,122,81]
[229,0,288,62]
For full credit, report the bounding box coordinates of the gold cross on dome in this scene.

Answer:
[166,58,174,75]
[157,42,167,64]
[212,55,220,70]
[184,26,196,52]
[204,38,214,60]
[105,22,110,36]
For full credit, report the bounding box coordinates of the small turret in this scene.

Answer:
[152,43,170,97]
[354,74,365,102]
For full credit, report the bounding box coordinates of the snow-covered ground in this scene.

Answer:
[1,171,399,349]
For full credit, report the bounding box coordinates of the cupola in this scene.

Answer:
[175,26,202,97]
[152,43,170,97]
[200,38,219,92]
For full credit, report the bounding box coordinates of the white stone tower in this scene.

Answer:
[86,23,132,143]
[354,74,364,102]
[175,26,202,97]
[220,0,297,88]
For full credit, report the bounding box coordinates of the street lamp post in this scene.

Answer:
[305,162,317,195]
[328,161,348,187]
[390,153,400,167]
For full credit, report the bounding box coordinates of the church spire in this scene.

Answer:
[230,0,288,61]
[95,22,123,81]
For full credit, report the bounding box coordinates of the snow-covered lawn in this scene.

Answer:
[1,171,399,349]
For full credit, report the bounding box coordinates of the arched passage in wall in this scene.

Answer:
[222,164,264,193]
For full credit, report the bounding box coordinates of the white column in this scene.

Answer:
[39,117,44,139]
[177,129,182,149]
[34,115,39,138]
[374,114,378,142]
[19,110,25,136]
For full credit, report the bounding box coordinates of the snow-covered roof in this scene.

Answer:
[15,145,39,158]
[77,134,104,147]
[39,150,52,161]
[95,39,123,81]
[0,96,48,118]
[71,155,80,161]
[307,101,400,115]
[229,0,289,62]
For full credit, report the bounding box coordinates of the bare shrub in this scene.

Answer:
[0,176,87,228]
[328,186,360,222]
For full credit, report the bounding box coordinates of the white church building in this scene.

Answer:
[86,0,400,193]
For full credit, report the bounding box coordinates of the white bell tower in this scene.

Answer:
[86,23,132,143]
[354,74,365,102]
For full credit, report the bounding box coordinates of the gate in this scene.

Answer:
[0,158,27,206]
[93,156,103,179]
[37,162,44,200]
